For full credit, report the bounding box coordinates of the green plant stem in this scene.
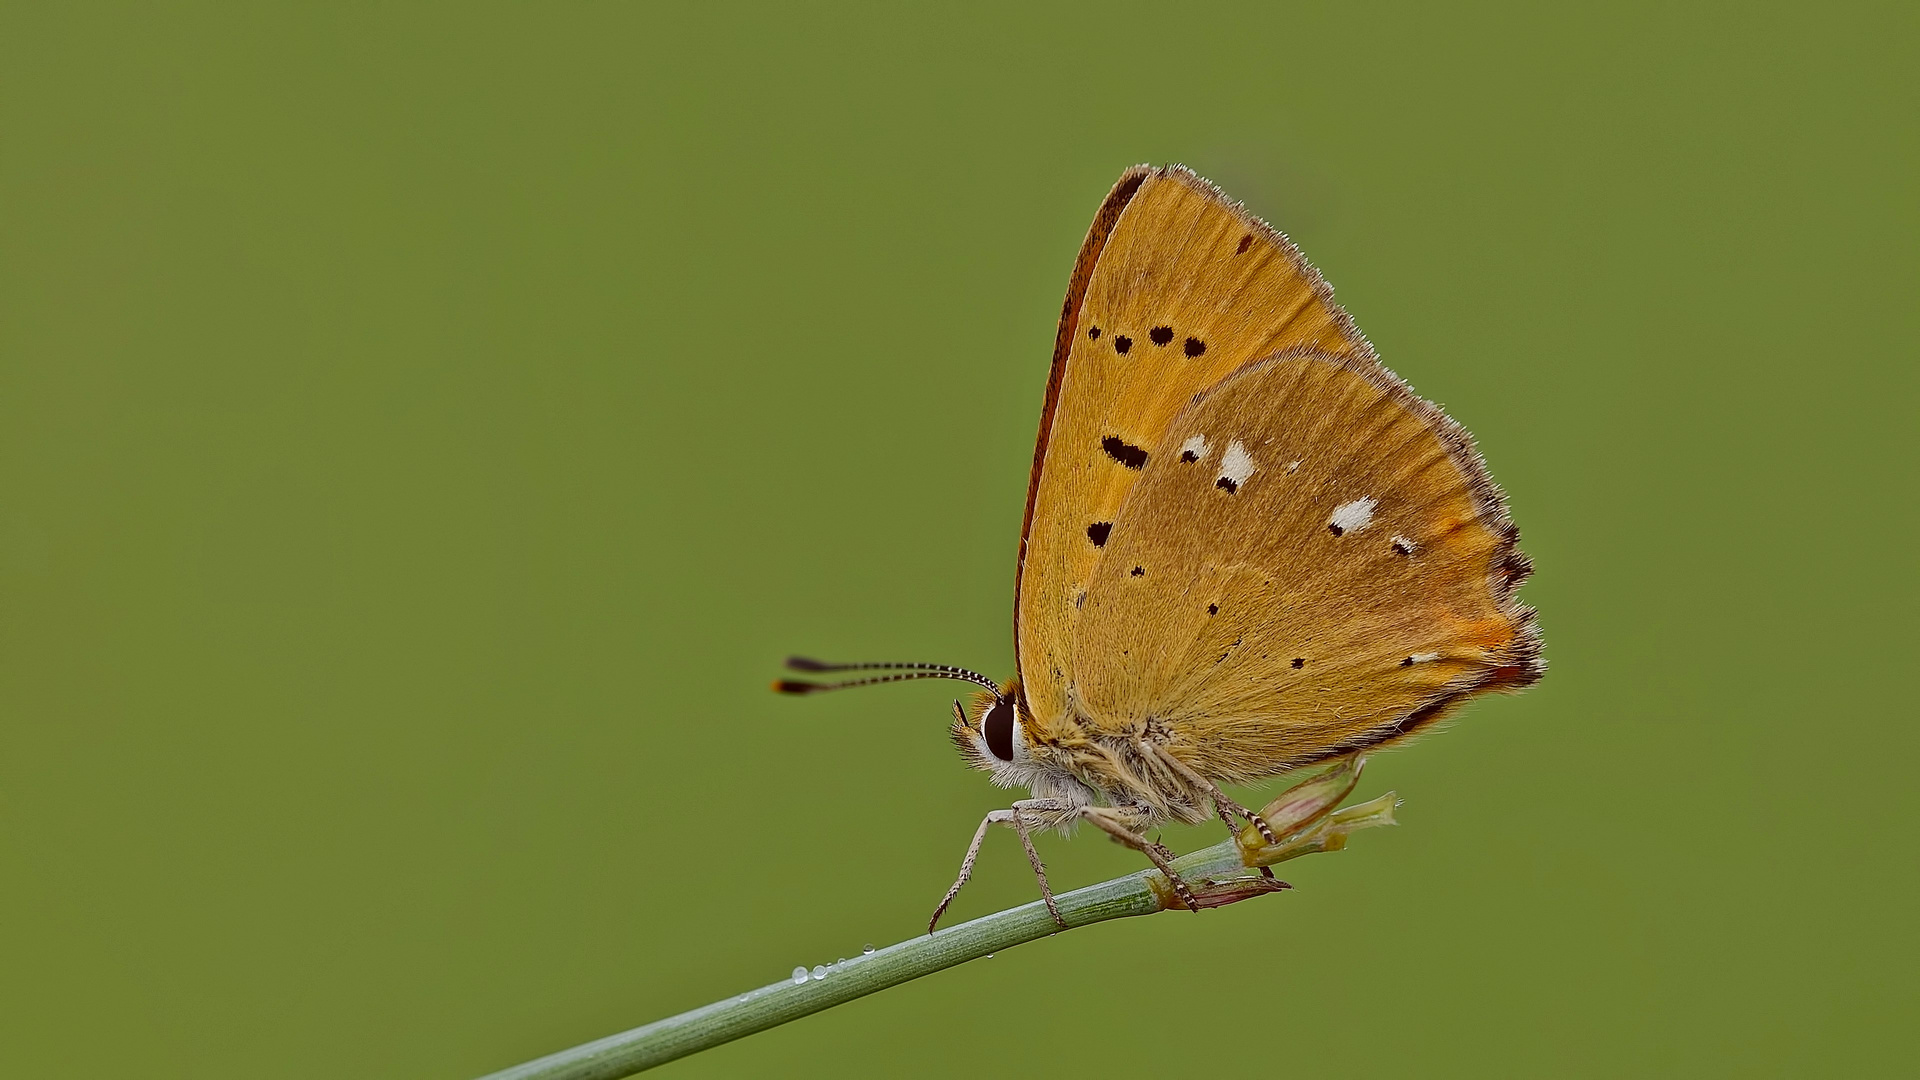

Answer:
[475,768,1397,1080]
[474,838,1261,1080]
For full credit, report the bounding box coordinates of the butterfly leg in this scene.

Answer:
[929,811,1000,934]
[928,800,1071,934]
[1006,806,1066,930]
[1142,740,1280,860]
[1078,805,1201,913]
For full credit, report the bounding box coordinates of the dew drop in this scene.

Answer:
[837,958,847,966]
[986,953,995,959]
[812,964,829,981]
[792,966,808,985]
[863,944,875,955]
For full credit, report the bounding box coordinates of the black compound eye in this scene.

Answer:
[983,699,1015,762]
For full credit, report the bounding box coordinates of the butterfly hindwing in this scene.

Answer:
[1016,166,1373,737]
[1069,349,1541,782]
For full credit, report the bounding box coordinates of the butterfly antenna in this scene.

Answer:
[774,657,1001,696]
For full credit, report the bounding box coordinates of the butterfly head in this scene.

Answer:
[775,656,1039,780]
[776,656,1099,811]
[949,681,1035,772]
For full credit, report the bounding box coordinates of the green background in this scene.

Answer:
[4,3,1914,1076]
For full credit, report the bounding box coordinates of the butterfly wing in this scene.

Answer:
[1070,349,1541,781]
[1016,165,1374,739]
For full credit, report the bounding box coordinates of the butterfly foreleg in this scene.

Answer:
[928,799,1071,934]
[928,811,999,934]
[1078,804,1201,913]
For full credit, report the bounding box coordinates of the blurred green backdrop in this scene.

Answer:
[3,3,1914,1077]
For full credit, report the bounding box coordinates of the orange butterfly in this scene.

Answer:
[779,165,1542,930]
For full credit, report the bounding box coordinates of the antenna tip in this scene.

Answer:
[784,656,832,671]
[773,679,823,695]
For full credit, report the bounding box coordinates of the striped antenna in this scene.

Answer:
[774,657,1001,697]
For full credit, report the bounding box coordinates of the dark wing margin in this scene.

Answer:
[1013,165,1152,650]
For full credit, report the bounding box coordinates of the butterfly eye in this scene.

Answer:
[982,698,1017,763]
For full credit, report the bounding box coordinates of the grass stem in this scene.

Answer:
[476,760,1393,1080]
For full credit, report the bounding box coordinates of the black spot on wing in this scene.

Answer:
[1113,335,1132,355]
[1328,523,1344,536]
[1236,233,1254,254]
[1086,522,1112,547]
[1392,538,1414,556]
[1216,477,1238,494]
[1087,325,1101,339]
[1149,326,1173,346]
[1184,337,1206,358]
[1291,658,1305,668]
[1207,603,1218,616]
[1130,566,1145,577]
[1101,436,1148,469]
[1180,449,1199,463]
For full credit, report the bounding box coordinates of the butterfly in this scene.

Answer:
[778,164,1542,931]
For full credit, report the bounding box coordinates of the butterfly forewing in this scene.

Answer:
[1070,350,1540,782]
[1017,166,1374,737]
[1017,165,1539,776]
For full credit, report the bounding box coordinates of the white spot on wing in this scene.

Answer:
[1180,434,1210,461]
[1391,534,1417,555]
[1409,651,1440,664]
[1219,440,1256,486]
[1286,460,1302,473]
[1329,497,1377,535]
